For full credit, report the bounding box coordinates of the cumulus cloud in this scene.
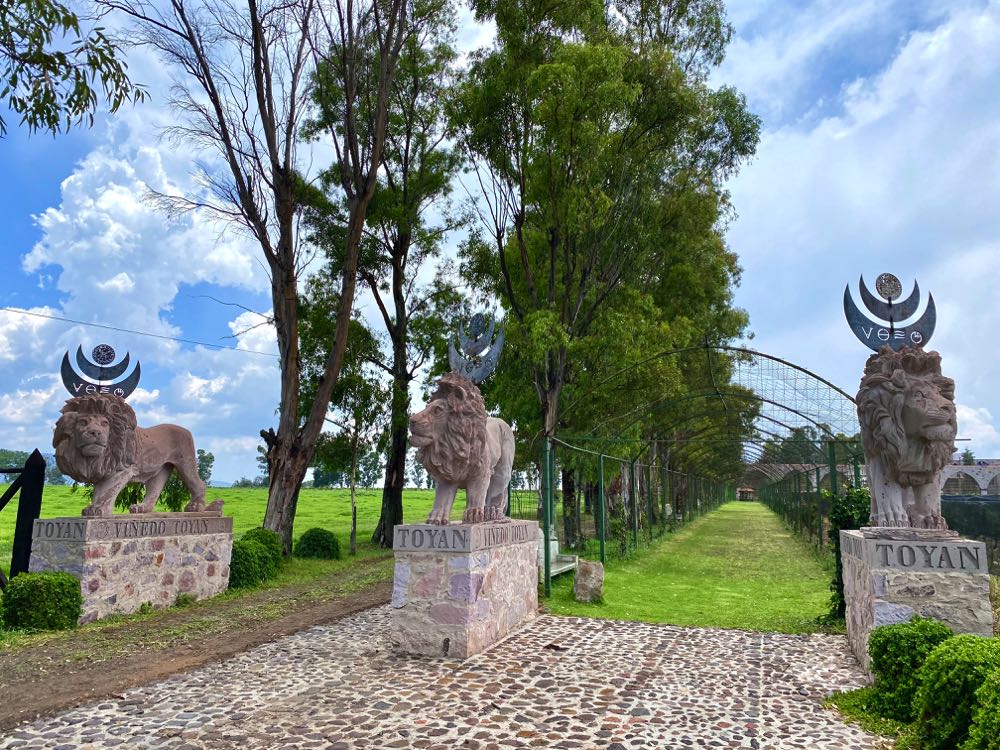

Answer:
[723,1,1000,457]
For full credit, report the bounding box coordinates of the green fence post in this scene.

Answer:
[853,455,862,489]
[542,437,552,597]
[597,454,606,564]
[815,465,822,549]
[629,459,638,549]
[827,441,839,498]
[646,462,654,541]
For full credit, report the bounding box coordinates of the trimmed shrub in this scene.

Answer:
[826,486,871,619]
[228,538,270,588]
[868,616,953,721]
[241,527,284,573]
[964,669,1000,750]
[0,572,82,631]
[913,634,1000,750]
[294,527,341,560]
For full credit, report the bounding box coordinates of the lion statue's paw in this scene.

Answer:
[205,499,225,512]
[81,504,101,517]
[463,507,485,524]
[184,498,206,513]
[425,511,450,525]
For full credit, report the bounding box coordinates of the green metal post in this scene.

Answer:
[506,481,513,518]
[827,441,839,497]
[542,437,552,597]
[598,454,606,564]
[815,465,822,549]
[646,462,654,541]
[629,460,638,548]
[853,455,862,489]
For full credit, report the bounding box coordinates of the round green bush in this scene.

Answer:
[241,527,284,574]
[914,634,1000,750]
[229,538,270,588]
[964,669,1000,750]
[0,572,82,630]
[294,527,341,560]
[868,616,953,721]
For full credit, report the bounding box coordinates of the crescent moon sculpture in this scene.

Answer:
[858,276,921,321]
[843,274,936,352]
[449,314,504,384]
[75,345,131,381]
[60,344,142,399]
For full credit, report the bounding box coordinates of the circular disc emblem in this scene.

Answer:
[92,344,116,365]
[875,273,902,301]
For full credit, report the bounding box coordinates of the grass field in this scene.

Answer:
[0,485,464,575]
[547,501,836,633]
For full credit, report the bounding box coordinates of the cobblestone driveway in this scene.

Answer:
[0,606,886,749]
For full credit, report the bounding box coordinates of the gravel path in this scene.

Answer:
[0,606,887,749]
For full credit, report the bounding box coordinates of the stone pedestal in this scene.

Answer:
[29,512,233,624]
[841,528,994,673]
[390,520,539,659]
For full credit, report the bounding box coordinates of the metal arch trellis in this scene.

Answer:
[533,344,865,596]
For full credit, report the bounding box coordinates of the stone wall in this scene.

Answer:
[390,520,538,659]
[29,513,233,624]
[841,529,994,674]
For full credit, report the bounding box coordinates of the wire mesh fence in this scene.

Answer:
[509,436,734,596]
[757,454,865,552]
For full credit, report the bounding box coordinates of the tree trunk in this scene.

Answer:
[372,340,411,548]
[262,437,309,554]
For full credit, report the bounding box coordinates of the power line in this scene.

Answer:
[0,307,279,358]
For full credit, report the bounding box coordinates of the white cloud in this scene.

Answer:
[725,2,1000,457]
[956,404,1000,455]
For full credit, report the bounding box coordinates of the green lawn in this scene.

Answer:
[0,485,464,575]
[548,501,835,633]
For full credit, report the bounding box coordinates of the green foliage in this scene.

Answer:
[965,670,1000,750]
[824,686,915,744]
[962,448,976,466]
[228,538,271,589]
[868,617,954,722]
[295,528,342,560]
[0,572,81,630]
[827,486,871,618]
[137,601,153,615]
[913,634,1000,750]
[241,527,285,573]
[0,0,146,135]
[174,593,197,608]
[196,449,214,483]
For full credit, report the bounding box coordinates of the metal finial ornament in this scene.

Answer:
[448,313,504,384]
[60,343,141,398]
[843,274,936,352]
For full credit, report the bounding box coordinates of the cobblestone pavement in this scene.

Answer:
[1,606,887,750]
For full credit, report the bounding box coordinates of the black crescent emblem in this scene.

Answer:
[60,349,142,398]
[859,276,921,321]
[844,286,936,352]
[75,345,131,380]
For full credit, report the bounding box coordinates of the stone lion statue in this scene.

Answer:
[410,373,515,525]
[53,394,222,517]
[857,346,957,529]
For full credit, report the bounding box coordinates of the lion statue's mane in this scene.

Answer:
[411,373,515,525]
[856,346,957,528]
[53,394,220,517]
[54,395,138,483]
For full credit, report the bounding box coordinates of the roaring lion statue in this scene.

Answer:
[409,373,515,525]
[857,346,957,529]
[53,395,222,517]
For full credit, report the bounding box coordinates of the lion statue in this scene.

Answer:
[53,394,223,517]
[409,373,515,525]
[857,346,957,529]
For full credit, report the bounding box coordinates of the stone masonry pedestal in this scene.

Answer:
[841,528,994,673]
[391,520,539,659]
[29,512,233,624]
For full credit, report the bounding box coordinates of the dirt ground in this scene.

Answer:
[0,559,392,732]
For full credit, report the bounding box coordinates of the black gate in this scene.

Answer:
[0,449,45,590]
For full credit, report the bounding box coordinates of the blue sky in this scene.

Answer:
[2,0,999,482]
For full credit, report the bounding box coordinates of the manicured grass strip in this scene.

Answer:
[547,501,834,633]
